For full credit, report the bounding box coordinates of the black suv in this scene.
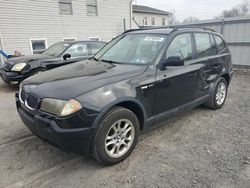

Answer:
[1,41,106,84]
[16,27,233,165]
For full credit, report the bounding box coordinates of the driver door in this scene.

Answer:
[154,33,204,116]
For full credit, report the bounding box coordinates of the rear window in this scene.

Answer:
[194,33,217,58]
[214,35,226,52]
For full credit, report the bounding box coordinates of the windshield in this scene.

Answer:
[94,34,167,65]
[42,43,70,56]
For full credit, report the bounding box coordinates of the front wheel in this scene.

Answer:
[204,77,228,109]
[92,107,139,165]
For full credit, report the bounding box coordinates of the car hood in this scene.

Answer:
[22,60,148,100]
[6,54,52,64]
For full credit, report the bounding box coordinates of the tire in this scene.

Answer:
[92,107,140,165]
[204,77,228,109]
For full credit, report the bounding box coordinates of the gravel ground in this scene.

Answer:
[0,68,249,188]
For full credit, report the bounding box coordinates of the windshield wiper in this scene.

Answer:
[101,59,120,64]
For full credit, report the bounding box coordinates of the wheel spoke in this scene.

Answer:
[105,119,135,158]
[106,139,116,146]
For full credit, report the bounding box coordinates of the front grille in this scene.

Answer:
[26,94,39,109]
[19,89,40,110]
[3,62,13,71]
[20,89,26,103]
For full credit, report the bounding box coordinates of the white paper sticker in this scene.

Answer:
[144,37,164,42]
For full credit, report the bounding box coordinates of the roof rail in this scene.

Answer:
[123,26,216,34]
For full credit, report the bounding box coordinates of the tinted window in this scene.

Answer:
[65,43,90,57]
[167,34,193,61]
[194,33,217,58]
[214,35,226,52]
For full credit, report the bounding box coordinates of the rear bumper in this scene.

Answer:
[1,69,27,83]
[16,99,97,155]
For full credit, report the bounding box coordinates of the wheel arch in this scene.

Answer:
[221,73,230,86]
[92,98,146,131]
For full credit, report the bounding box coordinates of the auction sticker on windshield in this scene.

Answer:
[144,37,165,42]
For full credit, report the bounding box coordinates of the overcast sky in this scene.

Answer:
[136,0,243,21]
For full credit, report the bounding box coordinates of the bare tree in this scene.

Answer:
[219,0,250,18]
[168,10,178,25]
[182,17,200,24]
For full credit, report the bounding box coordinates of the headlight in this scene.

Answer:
[40,98,82,117]
[11,63,27,72]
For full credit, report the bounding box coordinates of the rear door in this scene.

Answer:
[154,33,204,115]
[193,32,220,95]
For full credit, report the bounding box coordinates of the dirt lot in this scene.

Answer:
[0,69,249,188]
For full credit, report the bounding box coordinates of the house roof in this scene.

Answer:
[132,5,170,16]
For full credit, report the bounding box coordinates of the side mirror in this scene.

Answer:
[63,53,71,60]
[163,56,184,68]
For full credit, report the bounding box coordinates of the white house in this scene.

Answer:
[132,5,170,28]
[0,0,133,59]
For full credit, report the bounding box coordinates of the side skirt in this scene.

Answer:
[143,95,210,130]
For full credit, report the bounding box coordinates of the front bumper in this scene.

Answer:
[1,69,27,83]
[16,97,97,155]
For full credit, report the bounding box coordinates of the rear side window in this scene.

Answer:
[167,33,193,61]
[194,33,217,58]
[214,35,226,52]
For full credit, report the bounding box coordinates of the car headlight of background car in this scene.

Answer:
[40,98,82,117]
[11,63,27,72]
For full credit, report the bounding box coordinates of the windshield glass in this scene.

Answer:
[94,34,167,65]
[42,43,70,56]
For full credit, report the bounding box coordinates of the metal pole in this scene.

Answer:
[0,30,4,66]
[123,18,126,31]
[221,18,225,35]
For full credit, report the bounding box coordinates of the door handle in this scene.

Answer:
[189,72,197,77]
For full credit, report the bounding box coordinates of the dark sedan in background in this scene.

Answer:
[1,41,106,84]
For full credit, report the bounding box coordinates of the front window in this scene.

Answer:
[94,34,167,65]
[43,42,70,56]
[64,43,90,57]
[166,34,193,61]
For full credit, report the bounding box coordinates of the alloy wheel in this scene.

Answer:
[105,119,135,158]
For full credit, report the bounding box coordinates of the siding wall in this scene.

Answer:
[0,0,132,56]
[173,16,250,66]
[132,12,169,28]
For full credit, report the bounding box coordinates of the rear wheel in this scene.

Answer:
[204,77,228,109]
[92,107,139,165]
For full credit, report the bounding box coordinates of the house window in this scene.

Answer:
[162,18,166,26]
[89,37,100,41]
[87,0,98,16]
[59,0,73,15]
[143,17,147,26]
[63,37,76,42]
[151,17,155,26]
[30,39,47,54]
